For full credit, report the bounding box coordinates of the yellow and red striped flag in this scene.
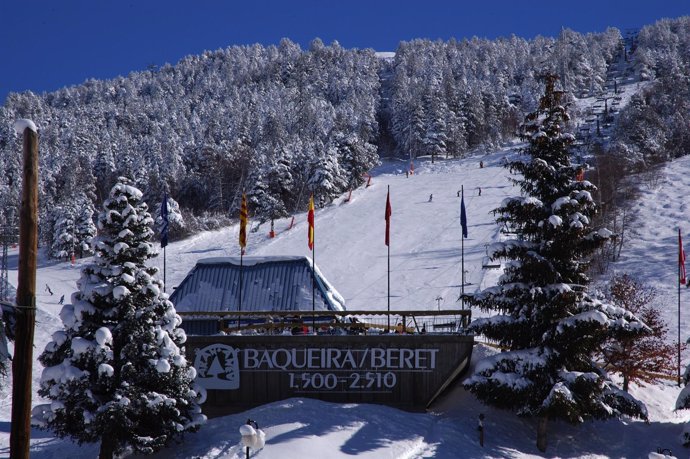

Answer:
[308,194,315,250]
[239,193,248,254]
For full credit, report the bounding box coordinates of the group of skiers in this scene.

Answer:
[421,161,485,203]
[45,284,64,304]
[427,186,482,204]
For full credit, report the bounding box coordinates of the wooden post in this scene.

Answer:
[10,126,39,459]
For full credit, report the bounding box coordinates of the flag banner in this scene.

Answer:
[160,193,169,248]
[385,190,392,246]
[460,191,468,238]
[680,229,686,285]
[239,193,248,253]
[308,194,315,250]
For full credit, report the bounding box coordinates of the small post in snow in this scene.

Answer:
[478,413,485,447]
[240,419,260,459]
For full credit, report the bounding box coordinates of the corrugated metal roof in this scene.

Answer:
[170,256,345,313]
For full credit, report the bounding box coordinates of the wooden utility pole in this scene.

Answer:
[10,126,39,458]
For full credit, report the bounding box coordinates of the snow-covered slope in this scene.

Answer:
[155,150,513,314]
[2,149,690,458]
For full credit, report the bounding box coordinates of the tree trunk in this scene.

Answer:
[623,374,629,392]
[99,435,115,459]
[537,415,548,453]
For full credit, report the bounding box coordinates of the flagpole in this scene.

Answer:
[387,185,391,332]
[161,192,169,293]
[239,192,248,332]
[239,250,243,332]
[461,185,465,313]
[678,228,685,387]
[312,194,316,334]
[460,185,467,327]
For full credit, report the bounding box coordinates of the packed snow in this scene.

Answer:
[2,150,690,458]
[13,118,37,134]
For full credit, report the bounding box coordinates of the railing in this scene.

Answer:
[177,309,472,335]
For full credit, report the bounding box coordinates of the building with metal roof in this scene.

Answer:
[170,256,346,335]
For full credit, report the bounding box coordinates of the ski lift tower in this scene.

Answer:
[0,226,19,301]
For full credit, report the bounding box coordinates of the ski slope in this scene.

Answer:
[151,150,514,315]
[2,149,690,458]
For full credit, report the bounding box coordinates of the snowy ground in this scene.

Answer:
[2,148,690,458]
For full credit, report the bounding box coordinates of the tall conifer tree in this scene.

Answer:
[463,75,647,451]
[35,177,205,459]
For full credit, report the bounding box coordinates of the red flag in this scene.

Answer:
[239,193,248,254]
[308,194,315,250]
[681,229,687,285]
[385,190,392,246]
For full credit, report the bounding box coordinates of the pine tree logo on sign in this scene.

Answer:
[194,344,240,390]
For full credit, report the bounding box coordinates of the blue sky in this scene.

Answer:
[1,0,688,104]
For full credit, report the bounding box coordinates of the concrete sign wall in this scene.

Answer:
[186,334,474,416]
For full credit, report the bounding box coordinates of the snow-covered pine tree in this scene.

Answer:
[332,131,378,190]
[307,140,347,203]
[35,177,205,459]
[73,193,97,257]
[463,75,647,452]
[48,193,97,260]
[49,204,77,260]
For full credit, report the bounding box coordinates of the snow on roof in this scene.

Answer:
[13,118,37,134]
[170,256,345,313]
[196,255,307,267]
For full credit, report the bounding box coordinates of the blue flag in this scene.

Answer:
[161,193,169,248]
[460,192,468,238]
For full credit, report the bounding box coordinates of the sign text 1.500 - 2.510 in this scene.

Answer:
[288,371,397,391]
